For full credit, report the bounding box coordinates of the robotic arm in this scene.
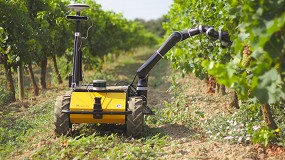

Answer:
[136,26,231,111]
[137,25,231,78]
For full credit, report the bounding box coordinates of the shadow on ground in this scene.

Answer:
[70,122,196,141]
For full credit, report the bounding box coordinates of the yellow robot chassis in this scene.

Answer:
[53,3,231,137]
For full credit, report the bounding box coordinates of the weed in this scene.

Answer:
[271,103,285,147]
[0,96,55,159]
[252,126,276,147]
[203,101,285,147]
[146,74,205,130]
[31,133,169,159]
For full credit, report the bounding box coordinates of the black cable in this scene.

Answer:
[131,74,137,86]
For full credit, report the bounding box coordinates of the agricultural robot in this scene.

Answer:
[54,4,231,137]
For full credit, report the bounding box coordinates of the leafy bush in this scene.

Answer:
[252,126,276,147]
[57,55,72,81]
[0,87,11,107]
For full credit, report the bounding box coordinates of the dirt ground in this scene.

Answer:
[148,71,285,159]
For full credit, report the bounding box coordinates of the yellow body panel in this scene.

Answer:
[70,91,127,124]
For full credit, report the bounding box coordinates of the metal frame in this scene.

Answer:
[62,110,132,115]
[67,6,89,88]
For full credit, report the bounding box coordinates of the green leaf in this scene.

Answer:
[253,88,269,104]
[259,68,280,88]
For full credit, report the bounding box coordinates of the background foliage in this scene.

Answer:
[0,0,159,102]
[164,0,285,104]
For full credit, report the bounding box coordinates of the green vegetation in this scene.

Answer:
[0,94,55,158]
[147,75,197,126]
[164,0,285,147]
[135,17,167,37]
[32,132,168,159]
[0,88,10,107]
[0,0,158,103]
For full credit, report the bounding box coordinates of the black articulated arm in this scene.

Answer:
[136,25,232,79]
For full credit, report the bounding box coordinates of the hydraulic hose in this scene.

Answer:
[136,25,231,78]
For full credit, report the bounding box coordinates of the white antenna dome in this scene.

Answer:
[68,4,89,12]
